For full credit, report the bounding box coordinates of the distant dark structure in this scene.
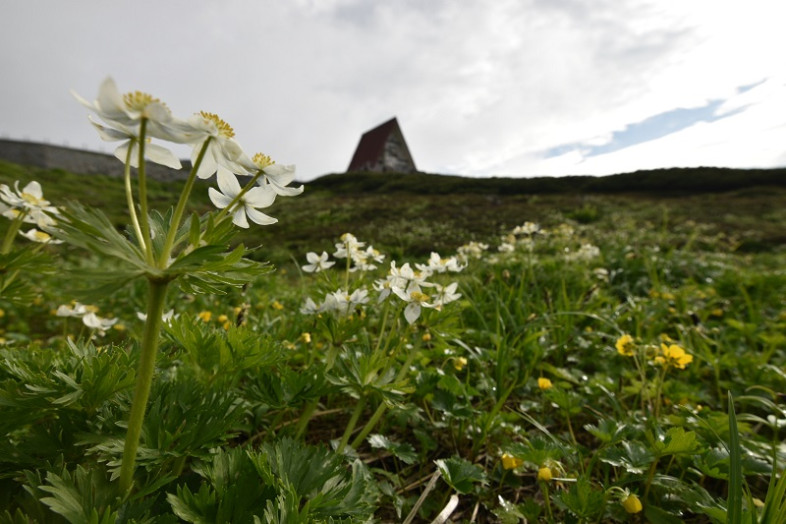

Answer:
[347,117,416,173]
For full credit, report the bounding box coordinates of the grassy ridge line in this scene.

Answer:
[310,166,786,195]
[2,160,785,264]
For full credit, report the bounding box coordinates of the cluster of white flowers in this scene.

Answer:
[564,243,601,262]
[74,77,302,228]
[300,236,463,324]
[301,288,370,316]
[332,233,385,272]
[457,241,489,262]
[0,181,62,244]
[56,302,118,336]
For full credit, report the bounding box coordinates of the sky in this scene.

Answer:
[1,0,785,182]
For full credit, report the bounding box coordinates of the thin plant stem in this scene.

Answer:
[350,333,418,449]
[294,399,319,439]
[118,278,170,494]
[1,214,25,254]
[135,119,155,265]
[157,138,211,268]
[336,396,366,455]
[122,144,144,248]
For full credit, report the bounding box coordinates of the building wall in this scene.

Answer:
[0,139,189,181]
[381,133,416,173]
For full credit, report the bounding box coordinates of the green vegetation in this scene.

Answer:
[1,159,785,522]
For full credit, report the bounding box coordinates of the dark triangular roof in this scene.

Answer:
[347,117,415,172]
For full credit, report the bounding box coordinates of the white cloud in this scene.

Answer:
[0,0,784,180]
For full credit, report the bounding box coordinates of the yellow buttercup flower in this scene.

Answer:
[454,357,468,371]
[615,334,635,356]
[656,343,693,369]
[538,377,553,390]
[537,466,553,482]
[501,453,523,470]
[622,493,643,513]
[197,311,212,322]
[272,301,285,311]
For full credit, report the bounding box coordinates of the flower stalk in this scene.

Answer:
[118,277,170,493]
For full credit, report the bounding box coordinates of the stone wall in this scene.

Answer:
[0,139,189,181]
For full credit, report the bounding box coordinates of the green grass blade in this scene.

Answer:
[728,391,743,524]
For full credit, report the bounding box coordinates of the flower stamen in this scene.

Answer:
[198,111,235,138]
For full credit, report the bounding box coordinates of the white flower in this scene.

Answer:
[136,309,176,323]
[300,297,321,315]
[333,233,365,259]
[72,77,187,165]
[0,181,59,228]
[565,243,601,262]
[82,312,118,335]
[179,111,247,180]
[392,287,432,324]
[457,241,489,261]
[415,252,465,274]
[323,288,369,316]
[512,221,540,236]
[242,153,303,197]
[19,228,62,244]
[302,251,335,273]
[423,282,461,311]
[56,302,97,318]
[209,171,277,228]
[88,116,182,169]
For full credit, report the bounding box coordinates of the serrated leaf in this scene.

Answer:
[368,434,418,464]
[654,427,699,457]
[435,457,486,494]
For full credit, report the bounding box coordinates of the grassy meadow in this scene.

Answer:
[1,159,785,522]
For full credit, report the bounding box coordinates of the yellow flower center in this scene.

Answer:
[410,291,430,303]
[199,111,235,138]
[32,231,51,242]
[252,153,275,169]
[123,91,166,112]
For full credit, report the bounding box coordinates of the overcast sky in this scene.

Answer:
[1,0,785,181]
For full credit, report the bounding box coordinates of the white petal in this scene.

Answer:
[21,181,43,198]
[95,77,128,123]
[217,169,241,197]
[208,188,232,209]
[245,207,277,225]
[193,143,218,179]
[231,207,249,228]
[404,303,420,324]
[146,143,182,169]
[244,186,276,208]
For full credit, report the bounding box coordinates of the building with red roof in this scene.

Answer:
[347,117,417,173]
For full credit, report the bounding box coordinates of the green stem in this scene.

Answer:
[1,214,25,254]
[350,336,418,449]
[118,278,170,494]
[336,396,366,455]
[158,138,212,268]
[294,399,319,439]
[122,143,144,249]
[135,119,155,265]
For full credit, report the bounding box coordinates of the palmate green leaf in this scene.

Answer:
[53,201,148,272]
[368,434,418,464]
[0,246,54,304]
[435,457,486,494]
[653,427,699,457]
[38,465,119,524]
[553,476,605,520]
[600,441,655,474]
